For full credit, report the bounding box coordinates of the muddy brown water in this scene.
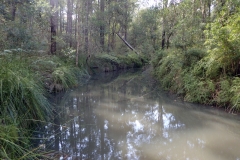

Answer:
[36,69,240,160]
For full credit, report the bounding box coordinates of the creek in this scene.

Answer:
[35,69,240,160]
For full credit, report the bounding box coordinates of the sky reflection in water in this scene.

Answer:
[38,71,240,160]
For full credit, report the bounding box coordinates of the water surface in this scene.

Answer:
[38,70,240,160]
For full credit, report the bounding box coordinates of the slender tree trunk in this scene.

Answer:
[75,10,77,40]
[208,0,211,18]
[11,1,17,21]
[124,1,128,40]
[182,10,186,50]
[100,0,105,51]
[161,0,168,50]
[161,30,165,49]
[84,0,90,54]
[67,0,73,47]
[166,32,172,49]
[50,0,57,54]
[76,1,80,66]
[59,5,63,34]
[107,17,111,52]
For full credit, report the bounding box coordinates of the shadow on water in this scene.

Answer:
[34,69,240,160]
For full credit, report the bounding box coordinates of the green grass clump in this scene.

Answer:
[0,119,42,160]
[0,56,51,127]
[0,54,52,159]
[0,50,86,159]
[51,65,79,91]
[30,55,83,92]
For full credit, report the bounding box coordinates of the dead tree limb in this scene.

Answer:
[116,32,139,55]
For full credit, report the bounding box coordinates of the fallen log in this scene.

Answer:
[116,32,139,55]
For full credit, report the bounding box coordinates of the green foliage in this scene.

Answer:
[214,78,231,106]
[130,8,160,51]
[183,74,215,104]
[0,51,86,159]
[154,49,184,93]
[96,53,121,65]
[92,52,145,71]
[0,55,51,127]
[190,53,222,79]
[147,0,240,111]
[126,52,143,68]
[182,48,206,68]
[230,77,240,111]
[0,53,52,159]
[153,48,214,104]
[52,66,79,91]
[151,50,167,68]
[60,47,77,64]
[0,121,36,160]
[30,55,83,92]
[205,6,240,77]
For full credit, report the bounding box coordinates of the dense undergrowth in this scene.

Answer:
[152,48,240,112]
[0,49,87,159]
[88,52,149,72]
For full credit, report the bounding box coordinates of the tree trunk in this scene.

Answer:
[67,0,73,47]
[50,0,57,55]
[84,0,90,54]
[116,32,139,55]
[166,32,173,49]
[100,0,105,51]
[76,1,80,66]
[11,1,17,21]
[124,1,128,40]
[59,5,63,34]
[161,30,165,49]
[161,0,168,50]
[107,16,111,52]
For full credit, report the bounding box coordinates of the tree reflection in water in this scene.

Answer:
[35,70,240,160]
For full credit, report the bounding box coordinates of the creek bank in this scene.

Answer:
[152,49,240,113]
[87,53,149,73]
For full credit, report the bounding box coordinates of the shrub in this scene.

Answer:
[154,50,184,92]
[183,48,206,68]
[127,52,143,68]
[183,74,215,104]
[229,77,240,111]
[213,78,231,107]
[151,50,166,68]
